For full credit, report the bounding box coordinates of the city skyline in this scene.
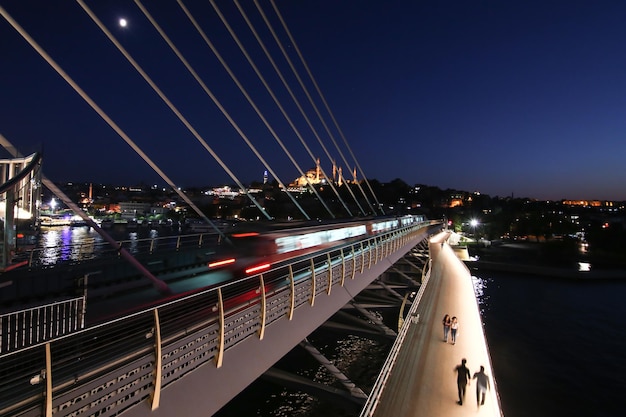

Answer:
[2,1,626,201]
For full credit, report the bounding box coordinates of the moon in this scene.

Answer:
[119,18,128,28]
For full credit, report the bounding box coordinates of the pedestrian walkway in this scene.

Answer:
[366,232,503,416]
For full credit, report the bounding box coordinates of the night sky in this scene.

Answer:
[2,1,626,201]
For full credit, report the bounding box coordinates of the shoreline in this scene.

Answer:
[465,260,626,280]
[452,241,626,280]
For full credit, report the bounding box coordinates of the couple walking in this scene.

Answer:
[442,314,458,344]
[454,359,491,408]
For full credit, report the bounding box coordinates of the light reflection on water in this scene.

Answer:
[128,232,138,254]
[471,274,491,317]
[35,225,166,266]
[38,226,104,265]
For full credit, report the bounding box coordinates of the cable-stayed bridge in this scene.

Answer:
[0,2,502,416]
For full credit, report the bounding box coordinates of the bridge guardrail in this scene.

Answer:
[22,232,222,269]
[359,243,433,417]
[0,296,85,354]
[0,222,434,417]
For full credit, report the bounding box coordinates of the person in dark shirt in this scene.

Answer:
[442,314,451,342]
[473,365,491,408]
[454,358,471,405]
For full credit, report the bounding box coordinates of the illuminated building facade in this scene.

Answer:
[0,152,42,269]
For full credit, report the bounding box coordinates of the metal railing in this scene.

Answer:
[22,232,222,269]
[0,297,85,354]
[359,252,433,417]
[0,222,432,417]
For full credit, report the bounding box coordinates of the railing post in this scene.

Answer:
[351,246,357,280]
[381,235,385,260]
[215,288,225,368]
[340,248,345,287]
[151,308,162,410]
[287,265,295,320]
[326,253,332,295]
[44,342,52,417]
[368,239,373,269]
[258,274,266,340]
[375,237,379,263]
[309,258,316,306]
[360,242,365,273]
[80,274,88,330]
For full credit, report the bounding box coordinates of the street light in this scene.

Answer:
[470,218,479,239]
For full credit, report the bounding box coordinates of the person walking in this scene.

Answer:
[454,358,471,405]
[473,365,491,408]
[442,314,451,342]
[450,316,459,344]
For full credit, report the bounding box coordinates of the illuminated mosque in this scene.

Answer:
[289,158,357,188]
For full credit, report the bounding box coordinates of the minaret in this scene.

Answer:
[263,170,268,184]
[332,160,337,182]
[338,167,343,186]
[316,158,320,182]
[352,167,357,184]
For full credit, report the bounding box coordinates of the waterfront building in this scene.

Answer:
[0,151,42,269]
[118,201,151,220]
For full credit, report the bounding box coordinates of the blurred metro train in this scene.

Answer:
[87,215,431,322]
[207,214,429,278]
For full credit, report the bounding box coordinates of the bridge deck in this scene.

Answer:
[370,232,503,416]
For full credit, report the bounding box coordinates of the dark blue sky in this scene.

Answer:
[2,1,626,200]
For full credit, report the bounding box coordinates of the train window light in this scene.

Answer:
[372,220,398,233]
[275,225,366,254]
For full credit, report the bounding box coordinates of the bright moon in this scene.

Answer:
[119,18,127,28]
